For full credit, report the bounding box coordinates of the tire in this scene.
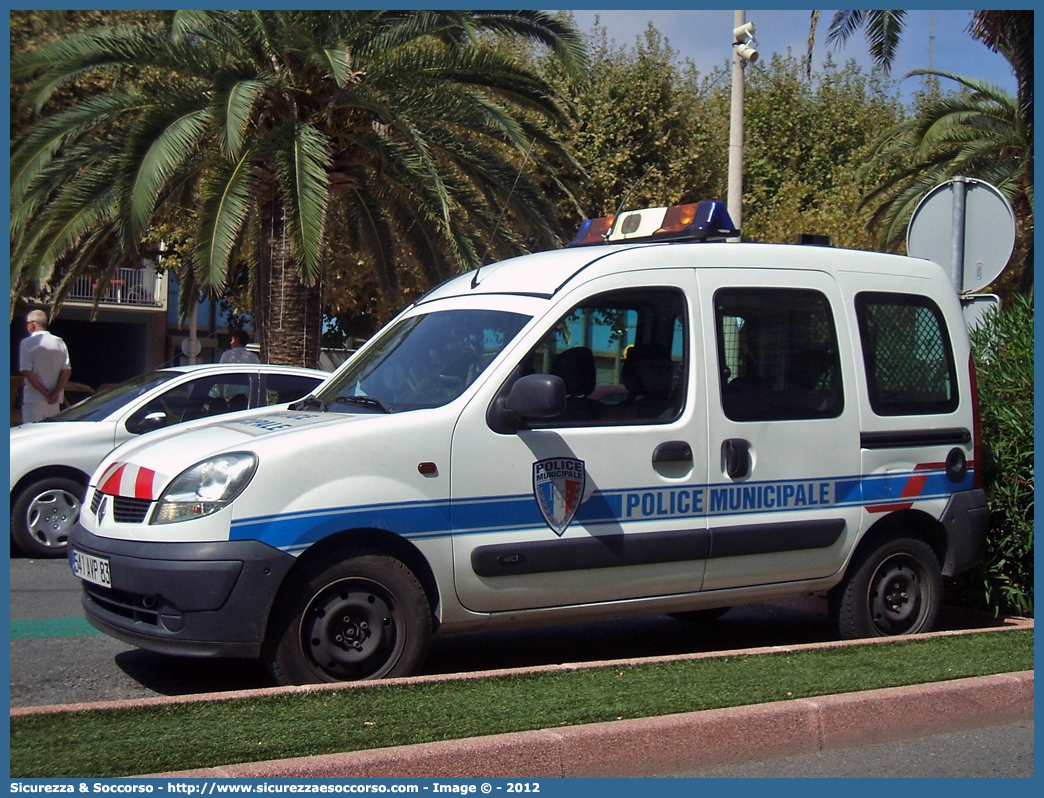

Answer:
[669,607,731,624]
[11,477,85,558]
[831,532,942,639]
[263,551,432,685]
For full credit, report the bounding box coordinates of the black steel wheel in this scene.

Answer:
[11,476,85,558]
[264,551,431,685]
[832,532,942,639]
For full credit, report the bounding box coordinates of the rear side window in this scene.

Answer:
[715,288,843,422]
[856,292,957,416]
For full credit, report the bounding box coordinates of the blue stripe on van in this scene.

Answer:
[228,467,975,552]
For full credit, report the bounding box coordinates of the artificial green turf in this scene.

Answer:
[10,629,1032,778]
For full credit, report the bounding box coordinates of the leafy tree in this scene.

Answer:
[11,10,586,365]
[735,54,905,248]
[963,292,1034,616]
[539,19,727,232]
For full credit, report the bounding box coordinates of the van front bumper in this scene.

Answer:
[69,527,296,658]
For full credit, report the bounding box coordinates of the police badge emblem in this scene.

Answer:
[533,457,586,536]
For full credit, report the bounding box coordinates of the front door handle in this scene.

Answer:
[722,438,750,479]
[653,440,693,464]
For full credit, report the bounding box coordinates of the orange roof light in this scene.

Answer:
[653,203,699,235]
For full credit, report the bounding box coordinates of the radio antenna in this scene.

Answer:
[605,166,656,240]
[473,137,538,288]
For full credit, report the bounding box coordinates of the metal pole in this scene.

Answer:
[950,176,967,294]
[188,298,198,365]
[727,9,746,240]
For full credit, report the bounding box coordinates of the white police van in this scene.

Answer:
[70,201,988,684]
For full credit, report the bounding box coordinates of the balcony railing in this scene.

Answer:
[67,267,168,310]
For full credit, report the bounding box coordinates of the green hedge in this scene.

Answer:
[965,291,1034,616]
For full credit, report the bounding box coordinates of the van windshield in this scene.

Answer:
[317,309,530,413]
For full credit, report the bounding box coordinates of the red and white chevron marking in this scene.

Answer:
[97,461,167,501]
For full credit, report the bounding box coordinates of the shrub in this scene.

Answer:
[964,291,1034,616]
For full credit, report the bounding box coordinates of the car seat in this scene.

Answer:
[619,343,677,419]
[550,346,599,421]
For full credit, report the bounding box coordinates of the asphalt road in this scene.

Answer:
[7,554,1008,709]
[674,721,1035,778]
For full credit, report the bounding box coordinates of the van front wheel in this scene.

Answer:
[264,552,432,685]
[832,533,942,639]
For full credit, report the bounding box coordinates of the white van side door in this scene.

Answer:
[697,269,863,591]
[449,269,709,613]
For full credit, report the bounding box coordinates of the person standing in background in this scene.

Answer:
[19,309,72,423]
[220,329,260,364]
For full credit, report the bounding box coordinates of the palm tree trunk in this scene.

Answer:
[256,198,323,367]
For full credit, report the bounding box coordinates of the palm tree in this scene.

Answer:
[805,10,906,78]
[825,10,907,75]
[858,71,1031,267]
[11,10,586,365]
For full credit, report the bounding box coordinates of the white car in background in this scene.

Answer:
[10,363,327,557]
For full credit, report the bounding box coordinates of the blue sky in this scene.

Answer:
[559,9,1018,103]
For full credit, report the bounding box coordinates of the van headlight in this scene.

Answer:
[152,453,257,524]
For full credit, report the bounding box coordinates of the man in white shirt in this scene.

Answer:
[220,329,261,364]
[19,309,72,423]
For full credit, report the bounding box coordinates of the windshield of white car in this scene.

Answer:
[317,309,530,413]
[53,372,179,422]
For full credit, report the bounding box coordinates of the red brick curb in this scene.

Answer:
[146,670,1032,778]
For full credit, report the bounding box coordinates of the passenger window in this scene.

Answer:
[856,292,958,416]
[715,288,843,422]
[125,375,252,432]
[264,374,323,406]
[526,289,687,425]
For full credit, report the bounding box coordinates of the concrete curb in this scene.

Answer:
[146,671,1033,778]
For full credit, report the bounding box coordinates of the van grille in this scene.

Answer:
[90,489,103,514]
[112,496,152,524]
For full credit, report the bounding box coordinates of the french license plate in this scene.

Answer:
[72,549,111,588]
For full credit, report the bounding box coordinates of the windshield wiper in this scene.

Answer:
[333,395,392,414]
[288,395,327,412]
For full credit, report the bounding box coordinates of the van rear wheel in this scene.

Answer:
[832,533,942,639]
[264,552,431,685]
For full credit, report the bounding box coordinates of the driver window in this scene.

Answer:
[526,289,687,425]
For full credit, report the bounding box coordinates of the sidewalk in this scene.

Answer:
[13,617,1032,779]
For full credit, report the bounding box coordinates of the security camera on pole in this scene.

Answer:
[728,11,758,242]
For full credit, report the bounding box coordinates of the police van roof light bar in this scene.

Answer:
[566,200,738,247]
[650,200,738,241]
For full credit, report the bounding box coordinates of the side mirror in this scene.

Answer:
[130,411,168,435]
[505,374,566,419]
[487,373,566,433]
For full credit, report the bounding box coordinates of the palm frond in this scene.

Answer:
[193,150,258,288]
[273,122,332,283]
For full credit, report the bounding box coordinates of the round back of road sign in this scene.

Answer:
[907,178,1016,293]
